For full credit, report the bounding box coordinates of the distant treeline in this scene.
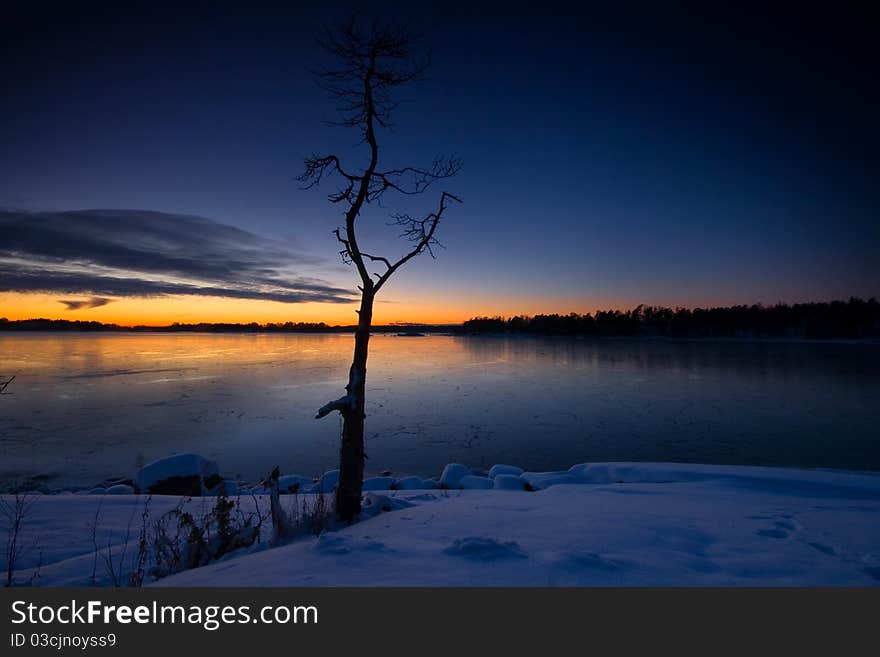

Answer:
[0,318,448,334]
[3,298,879,338]
[461,298,880,339]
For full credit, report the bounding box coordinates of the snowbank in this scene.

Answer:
[5,462,880,587]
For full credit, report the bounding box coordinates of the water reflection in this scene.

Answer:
[0,333,878,489]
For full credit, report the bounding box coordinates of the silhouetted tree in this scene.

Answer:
[300,20,461,520]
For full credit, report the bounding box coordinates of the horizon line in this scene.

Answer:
[1,297,876,330]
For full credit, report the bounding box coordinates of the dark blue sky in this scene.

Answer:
[2,2,877,322]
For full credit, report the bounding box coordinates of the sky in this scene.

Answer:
[1,2,877,325]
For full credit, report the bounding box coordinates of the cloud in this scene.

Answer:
[59,297,112,310]
[0,209,355,304]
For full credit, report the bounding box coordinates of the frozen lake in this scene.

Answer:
[1,332,878,489]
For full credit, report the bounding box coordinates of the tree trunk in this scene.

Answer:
[335,289,374,520]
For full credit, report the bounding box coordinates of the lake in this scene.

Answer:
[1,332,878,489]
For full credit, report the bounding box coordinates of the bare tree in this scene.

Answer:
[301,19,461,521]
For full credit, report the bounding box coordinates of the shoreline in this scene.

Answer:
[3,329,880,345]
[5,460,880,587]
[6,457,880,497]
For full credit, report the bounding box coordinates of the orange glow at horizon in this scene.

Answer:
[1,291,628,326]
[0,289,678,326]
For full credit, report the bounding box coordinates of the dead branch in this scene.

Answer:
[315,395,354,419]
[374,192,462,293]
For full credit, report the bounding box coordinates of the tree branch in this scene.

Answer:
[315,394,354,419]
[374,191,462,293]
[302,20,461,294]
[367,156,462,202]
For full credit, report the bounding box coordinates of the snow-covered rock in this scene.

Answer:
[394,476,429,490]
[493,474,528,490]
[314,469,340,493]
[439,463,470,489]
[105,484,134,495]
[362,477,396,491]
[489,464,524,479]
[460,475,493,490]
[87,487,107,495]
[134,453,221,495]
[521,471,576,490]
[360,493,416,518]
[276,475,314,493]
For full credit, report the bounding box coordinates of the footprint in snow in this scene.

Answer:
[806,541,837,556]
[563,551,626,572]
[757,528,789,539]
[755,517,845,565]
[443,537,527,561]
[312,534,393,555]
[312,534,351,555]
[755,514,802,540]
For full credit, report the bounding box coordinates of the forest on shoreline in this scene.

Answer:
[463,298,880,339]
[1,298,878,339]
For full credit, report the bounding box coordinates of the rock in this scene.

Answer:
[460,475,493,489]
[439,463,470,489]
[315,469,340,493]
[489,464,524,479]
[521,471,576,490]
[276,475,314,493]
[134,453,220,495]
[493,474,528,490]
[362,477,396,491]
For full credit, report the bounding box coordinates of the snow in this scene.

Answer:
[493,474,528,490]
[362,477,396,491]
[313,469,340,493]
[394,476,432,490]
[489,464,524,479]
[443,537,528,561]
[134,453,219,493]
[5,462,880,587]
[276,475,314,493]
[360,493,415,517]
[105,484,134,495]
[460,475,493,489]
[439,463,470,489]
[521,471,576,490]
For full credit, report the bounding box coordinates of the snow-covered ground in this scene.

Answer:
[5,462,880,586]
